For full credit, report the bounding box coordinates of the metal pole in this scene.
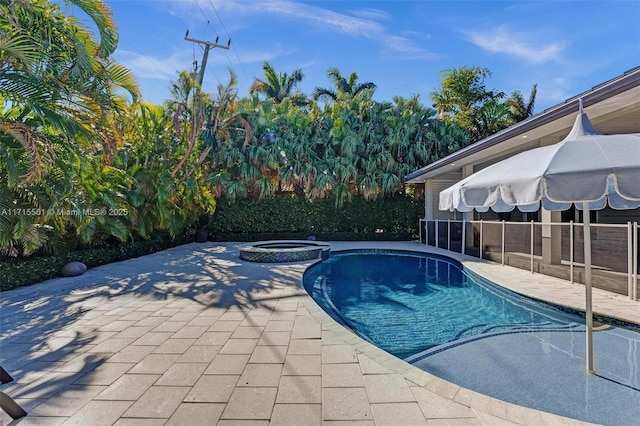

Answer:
[435,220,439,249]
[184,34,230,86]
[501,220,505,266]
[634,222,638,301]
[570,220,574,284]
[480,220,484,260]
[629,222,633,299]
[584,203,594,375]
[461,217,467,255]
[447,220,451,251]
[530,220,534,273]
[425,220,429,246]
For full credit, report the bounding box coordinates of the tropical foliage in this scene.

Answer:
[1,2,536,261]
[430,66,537,142]
[250,61,308,107]
[210,73,468,207]
[1,0,139,256]
[312,67,377,103]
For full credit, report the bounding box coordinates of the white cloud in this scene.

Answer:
[204,0,384,37]
[537,77,573,104]
[116,43,298,82]
[115,50,187,80]
[201,0,434,60]
[382,36,440,60]
[403,30,432,42]
[229,44,298,66]
[350,8,392,22]
[464,25,565,64]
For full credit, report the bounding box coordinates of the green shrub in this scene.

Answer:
[209,194,423,241]
[0,234,192,291]
[0,194,424,291]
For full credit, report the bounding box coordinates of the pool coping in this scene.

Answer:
[299,279,594,425]
[327,241,640,327]
[3,241,629,425]
[239,240,331,263]
[306,241,640,424]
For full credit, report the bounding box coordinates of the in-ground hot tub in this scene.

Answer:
[239,240,330,263]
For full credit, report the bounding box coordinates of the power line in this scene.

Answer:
[193,0,216,36]
[117,40,175,90]
[162,0,190,31]
[159,0,245,94]
[206,0,251,87]
[184,31,230,87]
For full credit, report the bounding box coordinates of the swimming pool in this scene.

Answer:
[303,250,640,424]
[304,250,583,359]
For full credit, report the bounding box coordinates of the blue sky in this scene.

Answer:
[106,0,640,113]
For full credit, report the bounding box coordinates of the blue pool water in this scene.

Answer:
[303,250,640,425]
[304,251,581,359]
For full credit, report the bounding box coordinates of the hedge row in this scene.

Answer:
[2,195,424,291]
[208,195,424,241]
[0,234,192,291]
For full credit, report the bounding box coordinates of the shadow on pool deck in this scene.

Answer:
[0,241,623,425]
[0,244,307,415]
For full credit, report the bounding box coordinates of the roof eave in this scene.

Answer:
[405,66,640,183]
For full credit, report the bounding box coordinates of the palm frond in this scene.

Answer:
[1,122,54,182]
[107,61,140,102]
[65,0,119,57]
[0,33,42,68]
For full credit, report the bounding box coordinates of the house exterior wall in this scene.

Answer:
[409,68,640,293]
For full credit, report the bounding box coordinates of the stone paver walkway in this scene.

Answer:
[3,241,635,425]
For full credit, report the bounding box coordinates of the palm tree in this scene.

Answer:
[1,0,139,175]
[507,84,537,122]
[165,71,208,177]
[117,102,172,239]
[430,66,505,142]
[0,0,140,256]
[472,99,512,142]
[205,68,252,151]
[249,61,307,106]
[312,67,376,103]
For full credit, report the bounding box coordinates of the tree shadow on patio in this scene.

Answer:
[0,242,311,420]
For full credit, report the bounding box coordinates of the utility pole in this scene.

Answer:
[184,30,230,86]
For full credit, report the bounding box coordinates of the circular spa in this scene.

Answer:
[239,240,330,263]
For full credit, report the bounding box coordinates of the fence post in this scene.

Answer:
[570,221,574,284]
[501,220,506,266]
[447,220,451,251]
[425,220,429,246]
[435,220,439,249]
[634,222,638,301]
[461,219,466,255]
[628,222,633,299]
[530,221,534,273]
[480,220,484,260]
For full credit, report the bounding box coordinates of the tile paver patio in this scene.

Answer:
[2,241,635,425]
